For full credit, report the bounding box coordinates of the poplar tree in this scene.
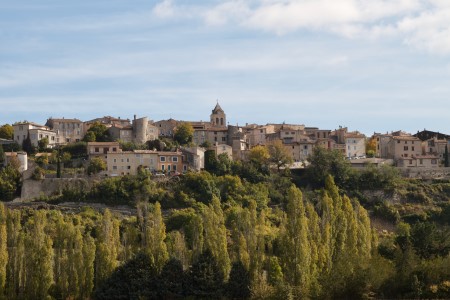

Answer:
[0,203,7,296]
[280,186,312,295]
[81,232,96,299]
[144,202,169,273]
[202,196,231,280]
[23,211,53,299]
[95,209,120,286]
[5,210,24,299]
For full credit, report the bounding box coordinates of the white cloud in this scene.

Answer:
[151,0,450,54]
[153,0,176,18]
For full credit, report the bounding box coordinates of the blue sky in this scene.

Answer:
[1,0,450,135]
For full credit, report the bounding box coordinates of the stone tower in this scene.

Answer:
[210,101,226,128]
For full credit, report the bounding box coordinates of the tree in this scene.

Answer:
[366,137,377,157]
[227,261,251,299]
[22,132,35,155]
[267,140,293,172]
[87,157,106,175]
[138,202,169,273]
[306,147,352,188]
[0,144,4,164]
[38,137,49,152]
[174,122,194,146]
[186,249,224,298]
[279,186,312,293]
[95,252,158,300]
[0,124,13,140]
[0,203,7,294]
[95,209,120,286]
[445,144,449,168]
[248,145,270,174]
[83,122,111,142]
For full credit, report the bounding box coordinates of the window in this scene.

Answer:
[222,137,226,142]
[397,140,400,144]
[304,145,308,150]
[419,159,423,165]
[172,157,178,162]
[183,165,187,171]
[161,165,165,171]
[113,166,117,170]
[168,165,171,171]
[114,159,117,162]
[173,165,177,171]
[409,160,413,165]
[126,158,130,162]
[432,159,437,164]
[95,147,99,152]
[160,156,166,162]
[66,138,70,143]
[412,146,415,151]
[404,146,408,150]
[113,147,117,152]
[405,141,407,144]
[39,134,43,139]
[127,166,131,169]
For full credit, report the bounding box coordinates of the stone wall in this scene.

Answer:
[400,167,450,179]
[20,178,92,201]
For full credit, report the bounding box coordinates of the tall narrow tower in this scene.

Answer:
[210,101,226,128]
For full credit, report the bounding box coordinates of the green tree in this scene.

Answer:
[95,209,120,286]
[83,122,111,142]
[306,147,352,188]
[0,124,13,140]
[0,145,4,164]
[37,137,49,152]
[87,157,106,175]
[23,211,54,299]
[174,122,194,146]
[186,249,224,298]
[138,202,169,273]
[248,145,270,173]
[267,140,293,172]
[94,252,158,300]
[22,132,35,155]
[279,185,312,294]
[444,144,449,167]
[5,209,25,299]
[0,203,7,295]
[227,261,251,299]
[202,197,231,280]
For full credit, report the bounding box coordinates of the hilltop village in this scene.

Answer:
[1,102,449,179]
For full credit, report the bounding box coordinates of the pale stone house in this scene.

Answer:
[387,135,422,160]
[45,118,85,144]
[106,150,158,176]
[13,122,57,148]
[182,147,206,171]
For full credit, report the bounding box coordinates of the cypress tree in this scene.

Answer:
[227,261,251,299]
[445,144,449,167]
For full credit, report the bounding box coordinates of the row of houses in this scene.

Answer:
[373,130,450,168]
[4,102,450,174]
